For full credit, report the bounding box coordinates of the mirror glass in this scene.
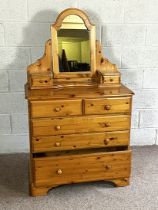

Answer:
[57,15,90,72]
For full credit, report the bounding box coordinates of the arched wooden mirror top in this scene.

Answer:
[27,8,120,89]
[51,8,96,79]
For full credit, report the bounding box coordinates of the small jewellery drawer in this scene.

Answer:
[84,97,131,115]
[32,130,130,152]
[30,99,82,118]
[102,75,120,84]
[33,150,131,187]
[31,115,130,136]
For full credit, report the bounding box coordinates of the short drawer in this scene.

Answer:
[33,150,131,187]
[84,97,131,115]
[102,75,120,84]
[32,130,130,152]
[31,115,131,136]
[30,99,82,118]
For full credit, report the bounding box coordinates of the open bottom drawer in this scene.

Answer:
[33,149,131,187]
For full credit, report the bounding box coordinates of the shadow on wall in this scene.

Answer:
[10,8,120,69]
[6,10,58,81]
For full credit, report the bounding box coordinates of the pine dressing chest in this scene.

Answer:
[25,8,134,196]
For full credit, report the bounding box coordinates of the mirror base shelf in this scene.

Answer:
[27,39,121,89]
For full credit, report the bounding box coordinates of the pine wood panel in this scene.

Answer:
[85,97,131,115]
[31,115,131,136]
[32,130,130,152]
[30,99,82,118]
[33,150,131,187]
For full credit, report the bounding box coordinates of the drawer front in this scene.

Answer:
[32,115,131,136]
[102,75,120,84]
[32,130,130,152]
[33,150,131,187]
[84,97,131,115]
[30,99,82,118]
[30,74,53,88]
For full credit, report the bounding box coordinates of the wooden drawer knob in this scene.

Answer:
[56,169,62,175]
[54,107,61,112]
[104,138,110,145]
[55,125,61,131]
[104,105,111,110]
[55,142,61,147]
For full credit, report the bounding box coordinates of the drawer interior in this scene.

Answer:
[33,146,129,158]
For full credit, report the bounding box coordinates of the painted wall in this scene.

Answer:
[0,0,158,153]
[61,41,81,62]
[58,39,90,64]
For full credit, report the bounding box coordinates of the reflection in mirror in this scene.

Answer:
[57,28,90,72]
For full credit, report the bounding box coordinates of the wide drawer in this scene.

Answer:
[84,97,131,115]
[31,115,131,136]
[32,130,130,152]
[33,150,131,187]
[30,99,82,118]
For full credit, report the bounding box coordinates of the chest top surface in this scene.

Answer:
[25,84,133,100]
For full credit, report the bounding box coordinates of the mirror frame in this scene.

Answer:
[51,8,96,79]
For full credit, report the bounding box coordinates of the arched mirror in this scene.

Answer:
[51,9,96,79]
[58,16,90,73]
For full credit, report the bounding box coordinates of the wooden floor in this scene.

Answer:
[0,146,158,210]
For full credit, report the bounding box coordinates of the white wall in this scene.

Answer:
[61,41,81,62]
[0,0,158,153]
